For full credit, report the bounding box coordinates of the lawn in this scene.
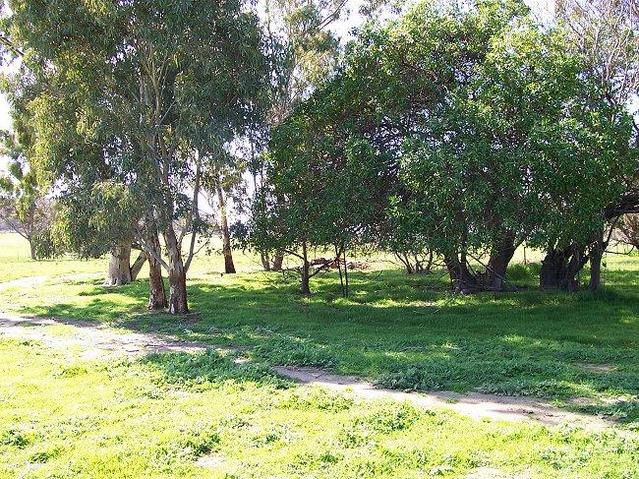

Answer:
[0,232,638,478]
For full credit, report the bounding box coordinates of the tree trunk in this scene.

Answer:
[104,240,132,286]
[143,222,167,310]
[163,223,189,314]
[272,252,284,272]
[130,251,147,281]
[147,252,167,310]
[589,247,603,291]
[484,234,517,290]
[29,239,36,261]
[540,245,587,291]
[260,252,271,271]
[300,242,311,295]
[216,181,236,274]
[396,252,414,274]
[444,254,480,293]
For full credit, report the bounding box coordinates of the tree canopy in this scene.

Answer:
[254,0,637,293]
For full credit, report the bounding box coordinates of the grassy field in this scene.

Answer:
[1,232,638,478]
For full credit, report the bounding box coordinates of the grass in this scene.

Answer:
[1,232,639,477]
[1,339,638,478]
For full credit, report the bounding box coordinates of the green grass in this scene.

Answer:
[1,339,638,479]
[2,241,637,420]
[1,232,639,477]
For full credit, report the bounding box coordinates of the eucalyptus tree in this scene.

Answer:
[202,151,246,275]
[2,0,264,313]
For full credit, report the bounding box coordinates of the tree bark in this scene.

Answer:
[147,252,167,311]
[300,242,311,295]
[484,234,517,290]
[216,180,236,274]
[444,254,480,294]
[143,221,167,310]
[130,251,147,281]
[260,252,271,271]
[272,252,284,271]
[163,223,189,314]
[28,239,36,261]
[540,245,587,291]
[104,240,132,286]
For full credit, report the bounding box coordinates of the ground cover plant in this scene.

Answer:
[1,337,639,479]
[0,233,638,424]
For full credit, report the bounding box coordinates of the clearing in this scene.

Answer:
[0,233,638,478]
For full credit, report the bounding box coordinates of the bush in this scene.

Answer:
[506,263,542,283]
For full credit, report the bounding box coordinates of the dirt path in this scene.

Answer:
[0,314,217,360]
[0,275,48,291]
[272,366,613,429]
[0,313,614,429]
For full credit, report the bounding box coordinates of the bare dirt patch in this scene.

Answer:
[0,276,48,291]
[577,362,618,373]
[465,467,532,479]
[0,314,223,360]
[272,366,614,429]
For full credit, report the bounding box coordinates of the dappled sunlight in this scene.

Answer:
[0,238,637,422]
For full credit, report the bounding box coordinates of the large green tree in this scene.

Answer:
[2,0,264,313]
[268,0,635,293]
[553,0,639,290]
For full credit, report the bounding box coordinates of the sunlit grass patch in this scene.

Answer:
[1,339,638,478]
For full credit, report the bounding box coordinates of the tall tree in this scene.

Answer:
[3,0,264,313]
[246,0,349,271]
[0,131,52,260]
[204,156,244,275]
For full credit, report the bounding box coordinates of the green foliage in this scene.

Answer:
[52,181,142,259]
[29,228,57,260]
[2,0,266,299]
[0,130,54,258]
[262,0,636,290]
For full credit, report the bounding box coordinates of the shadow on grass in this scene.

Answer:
[16,268,639,421]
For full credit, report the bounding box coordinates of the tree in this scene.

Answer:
[52,181,149,286]
[554,0,639,290]
[3,0,264,313]
[0,131,52,260]
[252,89,387,294]
[272,0,634,293]
[203,154,245,275]
[246,0,351,271]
